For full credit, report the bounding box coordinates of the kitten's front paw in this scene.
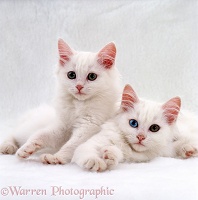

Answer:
[16,142,42,159]
[181,144,198,159]
[40,153,69,165]
[83,157,107,172]
[102,148,118,169]
[0,142,18,155]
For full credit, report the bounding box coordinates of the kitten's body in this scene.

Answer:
[0,40,121,164]
[0,105,56,155]
[72,85,198,172]
[174,110,198,158]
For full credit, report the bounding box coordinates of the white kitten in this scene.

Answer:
[72,84,198,172]
[0,39,121,165]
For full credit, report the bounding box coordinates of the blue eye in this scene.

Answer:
[129,119,138,128]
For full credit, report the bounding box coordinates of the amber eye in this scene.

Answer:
[149,124,160,132]
[67,71,76,79]
[87,73,97,81]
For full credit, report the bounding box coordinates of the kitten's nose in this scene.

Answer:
[76,85,84,91]
[136,134,145,142]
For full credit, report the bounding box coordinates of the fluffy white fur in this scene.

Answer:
[0,39,121,164]
[174,110,198,158]
[72,85,198,172]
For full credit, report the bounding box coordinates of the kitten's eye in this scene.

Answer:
[87,73,97,81]
[149,124,160,132]
[67,71,76,79]
[129,119,138,128]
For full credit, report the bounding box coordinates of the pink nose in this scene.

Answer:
[136,134,145,142]
[76,85,83,91]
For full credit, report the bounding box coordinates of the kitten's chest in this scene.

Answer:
[59,100,90,125]
[73,101,86,115]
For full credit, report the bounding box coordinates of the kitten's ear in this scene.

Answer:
[58,39,73,66]
[121,84,139,111]
[162,97,181,124]
[97,42,116,69]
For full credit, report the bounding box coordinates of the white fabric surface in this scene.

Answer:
[0,1,197,200]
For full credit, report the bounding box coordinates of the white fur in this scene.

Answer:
[0,105,56,154]
[72,98,198,172]
[0,42,121,165]
[173,110,198,158]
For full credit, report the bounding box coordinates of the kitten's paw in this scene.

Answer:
[181,144,198,158]
[16,142,42,159]
[0,142,18,155]
[83,157,107,172]
[102,148,118,169]
[40,154,68,165]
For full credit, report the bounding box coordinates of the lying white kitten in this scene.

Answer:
[72,84,198,171]
[0,39,121,164]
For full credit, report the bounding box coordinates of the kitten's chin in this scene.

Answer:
[73,93,89,101]
[131,144,148,152]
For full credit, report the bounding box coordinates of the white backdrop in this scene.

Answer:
[0,0,197,122]
[0,1,198,200]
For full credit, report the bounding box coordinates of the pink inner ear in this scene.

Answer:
[58,39,73,66]
[97,42,116,69]
[121,84,139,111]
[162,97,181,124]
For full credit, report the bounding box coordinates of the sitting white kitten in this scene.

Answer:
[0,39,121,164]
[72,84,198,172]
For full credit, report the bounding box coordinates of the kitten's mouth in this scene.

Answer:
[76,92,86,95]
[74,92,88,100]
[135,142,145,146]
[129,143,146,153]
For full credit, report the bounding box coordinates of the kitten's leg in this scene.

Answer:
[72,141,107,172]
[181,144,198,158]
[41,124,100,164]
[83,157,107,172]
[0,137,19,154]
[72,144,122,171]
[16,125,68,159]
[101,145,123,169]
[173,137,198,159]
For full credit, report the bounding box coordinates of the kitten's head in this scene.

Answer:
[117,84,181,153]
[56,39,120,101]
